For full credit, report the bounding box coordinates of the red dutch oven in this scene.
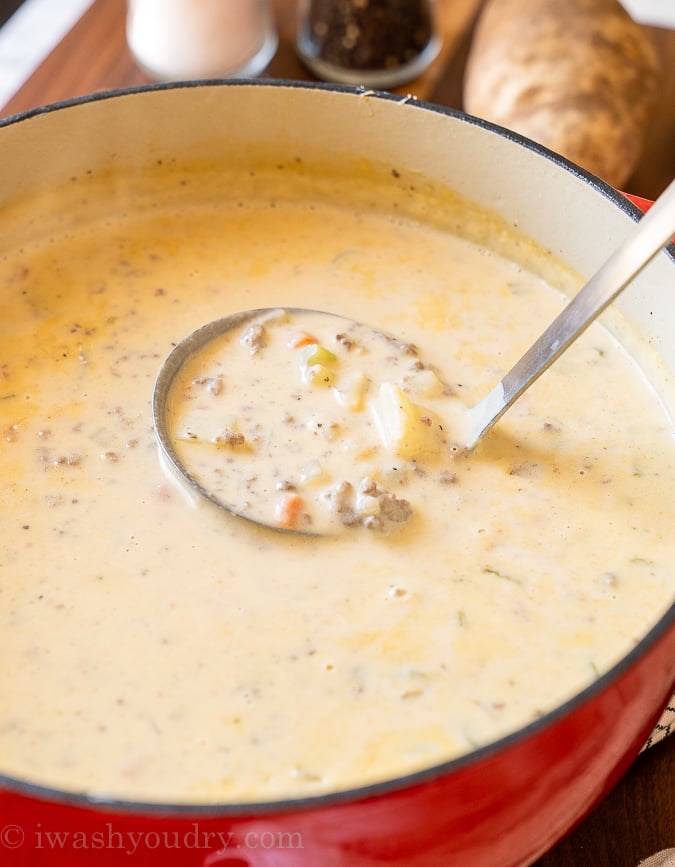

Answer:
[0,81,673,867]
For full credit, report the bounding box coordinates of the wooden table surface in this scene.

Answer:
[2,0,674,197]
[0,1,673,864]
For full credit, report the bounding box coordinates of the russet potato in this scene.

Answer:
[463,0,662,188]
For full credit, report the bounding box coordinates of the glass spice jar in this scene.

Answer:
[296,0,440,88]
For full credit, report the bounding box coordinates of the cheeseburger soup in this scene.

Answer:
[0,161,674,803]
[164,308,466,535]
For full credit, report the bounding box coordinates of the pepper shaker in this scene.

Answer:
[127,0,278,82]
[296,0,440,88]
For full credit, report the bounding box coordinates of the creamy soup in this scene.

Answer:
[0,162,674,804]
[164,308,465,534]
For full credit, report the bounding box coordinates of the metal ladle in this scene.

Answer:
[153,179,675,532]
[465,179,675,447]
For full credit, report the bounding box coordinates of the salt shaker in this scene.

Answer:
[127,0,278,82]
[296,0,440,88]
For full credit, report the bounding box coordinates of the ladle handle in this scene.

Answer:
[468,179,675,447]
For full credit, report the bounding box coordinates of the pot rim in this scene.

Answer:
[0,79,673,817]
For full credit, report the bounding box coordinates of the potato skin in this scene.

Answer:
[463,0,661,188]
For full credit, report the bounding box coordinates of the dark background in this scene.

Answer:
[0,0,23,27]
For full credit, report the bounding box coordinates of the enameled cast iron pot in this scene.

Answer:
[0,82,674,867]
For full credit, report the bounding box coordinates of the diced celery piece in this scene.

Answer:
[300,344,337,367]
[298,344,339,386]
[370,383,444,461]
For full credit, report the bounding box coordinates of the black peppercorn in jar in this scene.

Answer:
[296,0,441,88]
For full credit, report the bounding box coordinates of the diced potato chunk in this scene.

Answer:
[403,368,444,398]
[370,383,444,461]
[333,371,369,411]
[355,492,381,517]
[300,460,328,485]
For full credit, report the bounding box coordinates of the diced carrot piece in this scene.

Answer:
[288,331,318,349]
[274,492,304,529]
